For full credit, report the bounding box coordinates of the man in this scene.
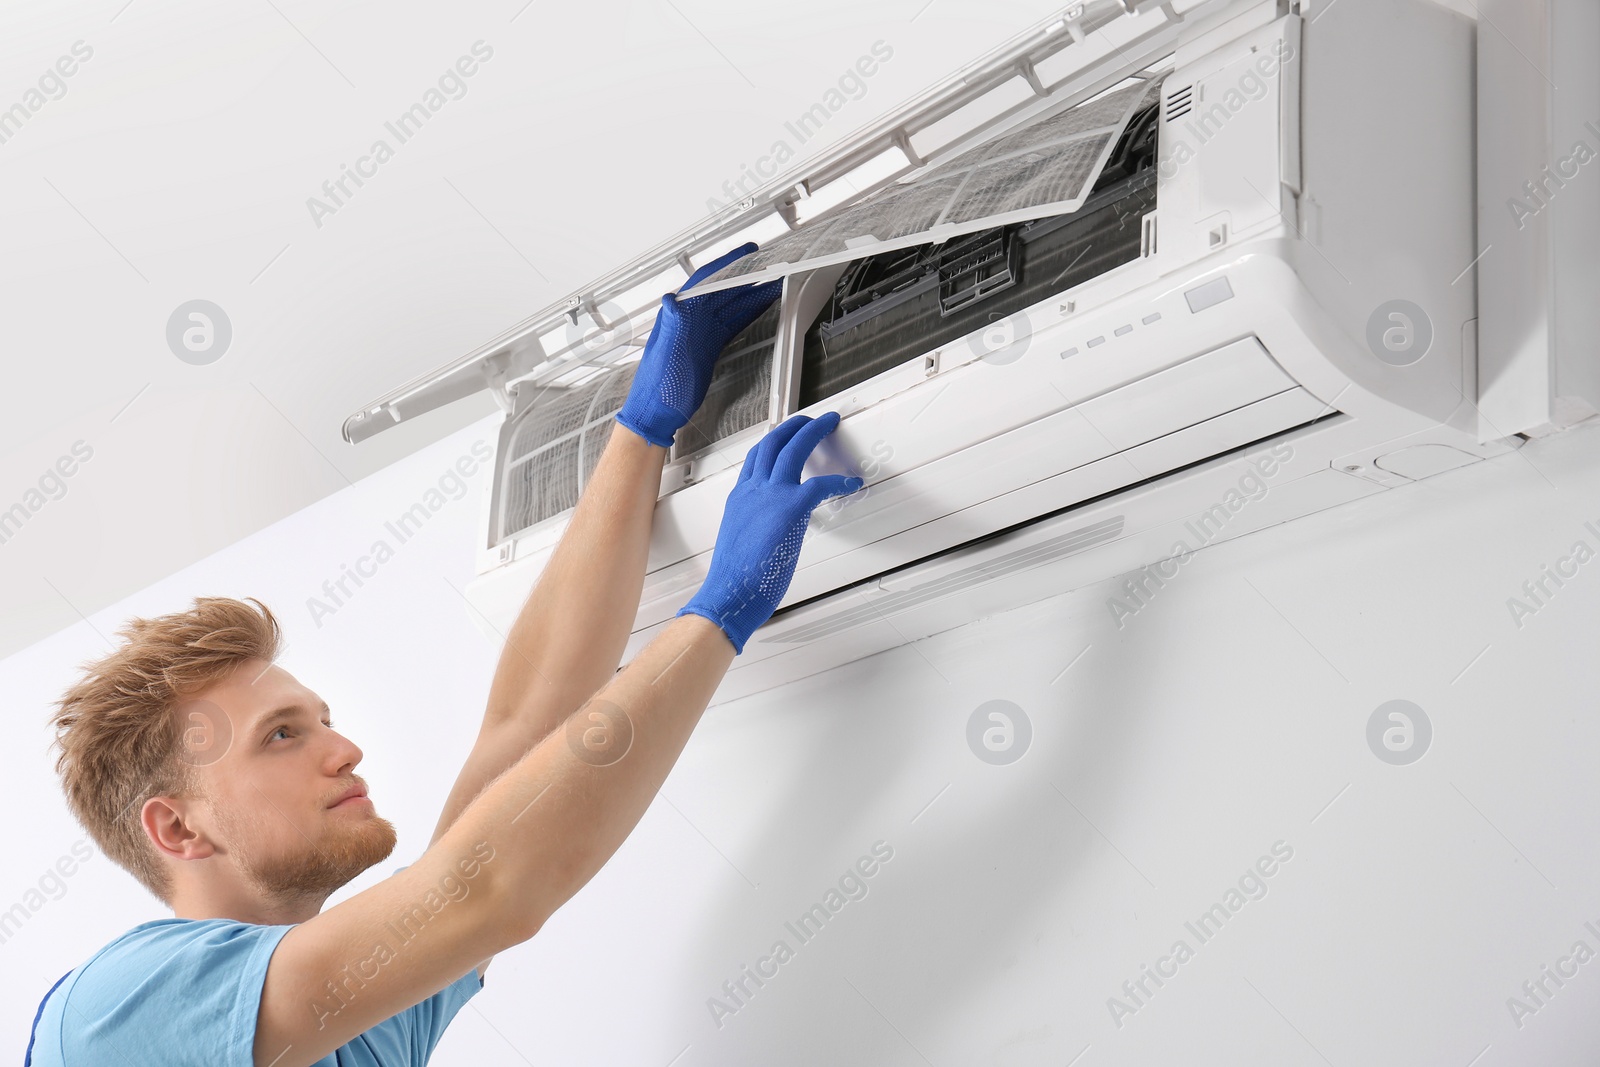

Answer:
[27,243,864,1066]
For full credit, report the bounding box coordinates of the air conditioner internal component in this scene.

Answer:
[798,99,1158,407]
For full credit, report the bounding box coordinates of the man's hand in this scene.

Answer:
[614,243,782,449]
[678,411,863,654]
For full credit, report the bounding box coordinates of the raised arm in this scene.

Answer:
[427,243,781,851]
[253,413,861,1067]
[425,425,666,854]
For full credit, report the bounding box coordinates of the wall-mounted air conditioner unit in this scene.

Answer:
[345,0,1596,704]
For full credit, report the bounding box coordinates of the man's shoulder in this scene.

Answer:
[33,908,482,1067]
[114,914,290,943]
[59,915,287,987]
[28,917,297,1067]
[94,915,296,971]
[87,914,297,998]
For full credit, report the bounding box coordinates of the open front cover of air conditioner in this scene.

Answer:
[489,73,1166,549]
[679,77,1161,297]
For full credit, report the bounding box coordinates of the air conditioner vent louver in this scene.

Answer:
[761,515,1125,644]
[1165,84,1193,122]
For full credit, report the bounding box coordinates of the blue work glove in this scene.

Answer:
[614,243,783,449]
[678,412,864,654]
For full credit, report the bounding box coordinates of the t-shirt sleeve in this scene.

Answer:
[44,869,487,1067]
[389,863,487,1063]
[57,918,292,1067]
[407,966,485,1062]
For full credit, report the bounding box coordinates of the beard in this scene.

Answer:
[215,795,398,909]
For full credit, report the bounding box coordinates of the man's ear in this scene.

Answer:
[142,795,217,861]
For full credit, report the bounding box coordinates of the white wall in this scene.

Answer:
[0,0,1075,662]
[7,413,1600,1065]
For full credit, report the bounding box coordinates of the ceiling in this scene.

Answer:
[0,0,1103,661]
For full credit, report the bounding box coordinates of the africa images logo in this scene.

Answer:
[705,41,894,215]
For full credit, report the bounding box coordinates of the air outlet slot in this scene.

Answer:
[1164,84,1193,122]
[760,515,1125,644]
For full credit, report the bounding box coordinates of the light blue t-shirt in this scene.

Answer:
[25,870,483,1066]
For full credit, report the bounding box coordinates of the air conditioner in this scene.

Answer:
[345,0,1597,703]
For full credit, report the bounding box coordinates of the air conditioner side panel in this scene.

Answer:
[1292,0,1478,435]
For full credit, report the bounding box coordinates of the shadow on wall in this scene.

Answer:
[663,580,1199,1057]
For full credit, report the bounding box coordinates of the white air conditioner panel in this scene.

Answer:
[786,335,1297,560]
[1195,34,1291,231]
[761,387,1329,618]
[631,293,1281,580]
[627,373,1327,636]
[630,417,1387,705]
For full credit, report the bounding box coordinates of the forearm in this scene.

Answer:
[428,425,667,848]
[441,612,736,943]
[484,423,666,724]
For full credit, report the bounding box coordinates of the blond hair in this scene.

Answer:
[47,596,283,905]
